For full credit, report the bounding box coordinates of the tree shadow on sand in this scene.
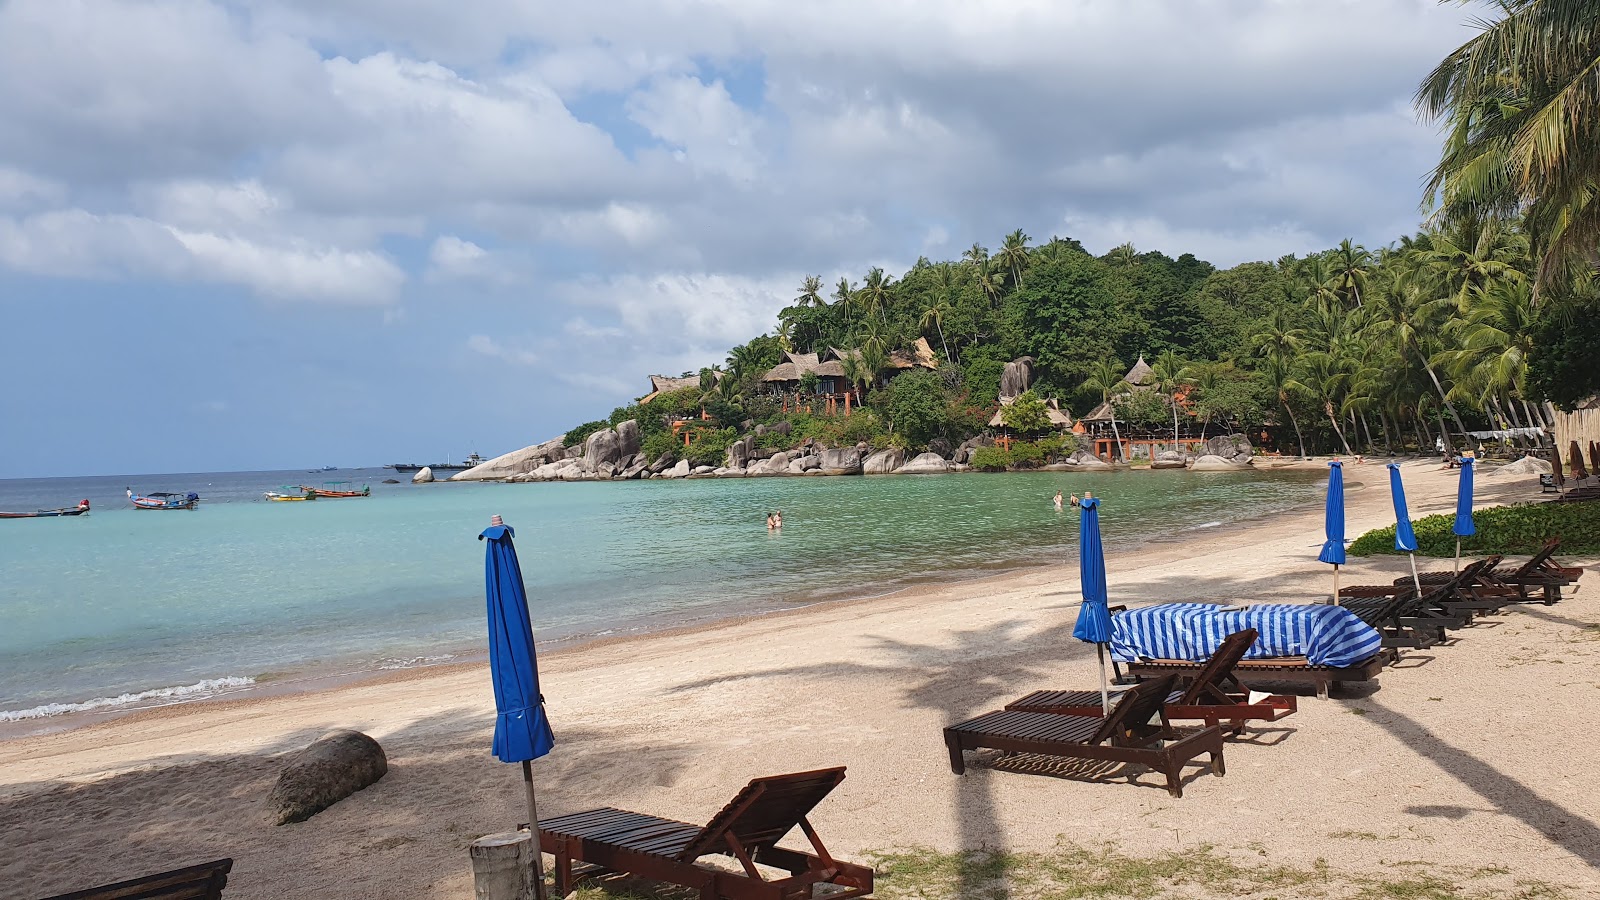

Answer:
[1367,699,1600,870]
[0,704,697,899]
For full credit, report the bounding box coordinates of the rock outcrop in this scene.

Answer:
[863,448,905,475]
[898,452,952,474]
[451,437,566,481]
[664,459,692,479]
[1200,433,1254,465]
[1069,450,1113,470]
[266,730,387,825]
[411,466,434,484]
[614,420,640,458]
[999,356,1035,401]
[584,428,623,469]
[817,448,863,475]
[1189,454,1243,471]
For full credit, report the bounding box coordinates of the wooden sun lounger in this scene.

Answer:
[944,675,1225,797]
[1005,629,1296,729]
[1126,650,1393,700]
[538,768,873,900]
[41,859,232,900]
[1418,539,1582,604]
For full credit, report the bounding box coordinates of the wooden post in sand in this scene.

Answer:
[471,831,536,900]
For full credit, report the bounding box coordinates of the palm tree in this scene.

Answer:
[976,261,1007,307]
[1081,360,1130,461]
[1363,267,1469,446]
[1259,354,1309,458]
[833,277,858,323]
[996,228,1032,287]
[1328,238,1374,307]
[860,267,894,324]
[1437,277,1538,425]
[1417,0,1600,290]
[1150,349,1189,444]
[794,275,824,308]
[1106,242,1138,268]
[919,294,953,363]
[962,242,989,268]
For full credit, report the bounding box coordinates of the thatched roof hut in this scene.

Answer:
[988,397,1074,429]
[638,373,706,404]
[1078,356,1155,422]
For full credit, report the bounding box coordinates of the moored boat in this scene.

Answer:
[304,481,370,498]
[0,500,91,519]
[388,453,486,473]
[128,490,199,510]
[265,486,315,502]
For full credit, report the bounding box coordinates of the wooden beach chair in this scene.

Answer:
[1468,539,1583,604]
[944,675,1226,798]
[42,858,232,900]
[1126,649,1393,700]
[1005,629,1296,729]
[538,768,873,900]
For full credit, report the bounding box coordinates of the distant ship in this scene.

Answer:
[388,453,487,474]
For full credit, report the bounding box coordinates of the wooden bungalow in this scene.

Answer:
[987,397,1075,430]
[638,373,711,405]
[1077,355,1208,461]
[760,338,938,414]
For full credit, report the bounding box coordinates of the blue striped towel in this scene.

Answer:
[1109,602,1384,668]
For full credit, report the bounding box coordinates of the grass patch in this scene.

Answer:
[862,842,1565,900]
[1347,499,1600,557]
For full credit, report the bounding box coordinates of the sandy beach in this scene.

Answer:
[2,459,1595,898]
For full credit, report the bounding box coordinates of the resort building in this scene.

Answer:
[1077,355,1209,461]
[760,338,939,414]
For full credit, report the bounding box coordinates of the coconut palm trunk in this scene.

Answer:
[1281,394,1307,459]
[1325,402,1353,455]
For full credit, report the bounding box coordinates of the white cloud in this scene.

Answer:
[0,208,404,304]
[467,334,540,366]
[626,75,764,183]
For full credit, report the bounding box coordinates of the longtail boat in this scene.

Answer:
[1,500,90,519]
[128,490,199,510]
[304,481,370,498]
[265,486,315,502]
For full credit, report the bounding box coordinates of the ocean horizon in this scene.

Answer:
[0,466,1325,729]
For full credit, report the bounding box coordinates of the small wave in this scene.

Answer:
[0,676,256,722]
[377,654,456,670]
[1190,521,1223,530]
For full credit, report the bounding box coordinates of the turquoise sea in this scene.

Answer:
[0,467,1324,726]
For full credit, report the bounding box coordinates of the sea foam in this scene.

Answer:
[0,676,256,722]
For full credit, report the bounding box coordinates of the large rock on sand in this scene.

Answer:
[614,420,640,458]
[584,428,623,468]
[898,452,952,474]
[1189,454,1244,471]
[863,448,905,475]
[818,448,863,475]
[451,436,565,481]
[411,466,434,484]
[266,729,387,825]
[1201,433,1254,464]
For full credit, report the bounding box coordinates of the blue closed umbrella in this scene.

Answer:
[1388,464,1423,595]
[1319,461,1346,603]
[481,516,554,900]
[1072,496,1114,713]
[1453,458,1476,572]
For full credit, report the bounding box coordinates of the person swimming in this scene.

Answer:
[1053,490,1063,511]
[766,512,776,530]
[774,509,783,529]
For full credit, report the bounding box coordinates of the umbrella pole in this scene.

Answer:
[1332,564,1340,606]
[1408,552,1423,596]
[1454,537,1461,574]
[523,761,549,900]
[1096,644,1111,715]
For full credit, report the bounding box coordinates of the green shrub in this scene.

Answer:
[685,427,738,467]
[640,431,681,465]
[1349,499,1600,557]
[564,419,610,448]
[968,446,1010,471]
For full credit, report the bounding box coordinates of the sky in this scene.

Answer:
[0,0,1479,478]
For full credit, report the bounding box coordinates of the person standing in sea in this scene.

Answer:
[1053,490,1064,511]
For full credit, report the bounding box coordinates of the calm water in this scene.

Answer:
[0,467,1324,723]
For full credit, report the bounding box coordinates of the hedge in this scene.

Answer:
[1348,499,1600,557]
